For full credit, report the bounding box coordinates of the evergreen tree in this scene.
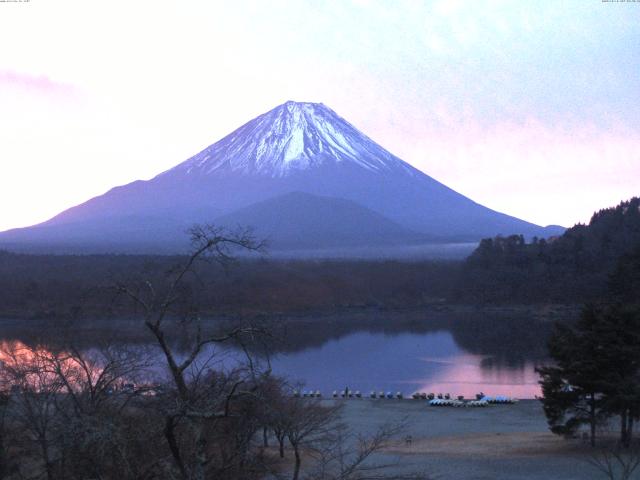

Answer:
[609,245,640,306]
[537,306,606,446]
[596,306,640,447]
[538,305,640,446]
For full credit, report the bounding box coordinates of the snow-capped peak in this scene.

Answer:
[166,101,416,178]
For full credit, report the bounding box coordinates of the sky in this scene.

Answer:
[0,0,638,231]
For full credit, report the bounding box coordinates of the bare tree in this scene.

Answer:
[0,342,65,480]
[281,398,342,480]
[588,444,640,480]
[40,341,151,415]
[270,400,291,459]
[0,224,436,480]
[307,422,430,480]
[0,339,167,480]
[0,391,9,478]
[115,225,268,480]
[262,379,301,459]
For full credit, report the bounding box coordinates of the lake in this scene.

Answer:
[0,309,555,399]
[264,329,543,398]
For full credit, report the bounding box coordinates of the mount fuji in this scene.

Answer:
[0,101,563,255]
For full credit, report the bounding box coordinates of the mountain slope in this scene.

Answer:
[0,101,563,254]
[214,191,425,248]
[169,100,415,177]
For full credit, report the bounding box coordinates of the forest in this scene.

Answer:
[0,253,459,320]
[0,197,638,320]
[456,197,640,304]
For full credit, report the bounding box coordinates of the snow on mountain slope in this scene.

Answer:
[164,101,417,178]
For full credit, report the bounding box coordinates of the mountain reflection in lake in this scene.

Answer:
[260,330,543,399]
[0,311,554,399]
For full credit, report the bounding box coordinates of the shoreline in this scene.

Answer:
[0,302,582,323]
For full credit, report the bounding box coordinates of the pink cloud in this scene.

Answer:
[0,70,79,98]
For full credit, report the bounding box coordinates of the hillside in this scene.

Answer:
[457,197,640,303]
[214,191,427,248]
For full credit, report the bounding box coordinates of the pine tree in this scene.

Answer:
[537,306,606,445]
[537,305,640,446]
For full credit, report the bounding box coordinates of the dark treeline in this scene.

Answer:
[457,197,640,304]
[1,197,639,319]
[0,253,459,319]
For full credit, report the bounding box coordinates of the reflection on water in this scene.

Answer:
[0,311,551,399]
[265,330,543,399]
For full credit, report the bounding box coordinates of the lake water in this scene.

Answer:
[265,329,543,399]
[0,311,552,399]
[246,310,553,399]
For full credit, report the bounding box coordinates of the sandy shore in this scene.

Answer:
[327,399,609,480]
[386,431,582,458]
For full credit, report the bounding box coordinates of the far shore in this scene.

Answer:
[0,302,582,323]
